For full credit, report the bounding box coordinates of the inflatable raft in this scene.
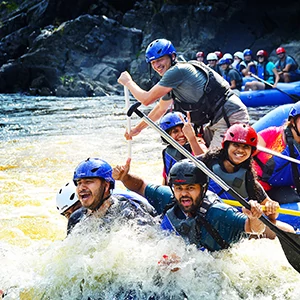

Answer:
[252,103,292,132]
[240,81,300,107]
[213,104,300,231]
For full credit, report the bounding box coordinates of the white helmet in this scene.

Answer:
[206,52,218,61]
[234,51,244,60]
[56,182,79,214]
[223,53,233,61]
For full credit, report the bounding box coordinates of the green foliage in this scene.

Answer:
[0,1,19,13]
[60,75,74,86]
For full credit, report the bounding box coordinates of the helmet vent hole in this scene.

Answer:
[184,174,193,178]
[91,167,99,173]
[229,132,235,137]
[70,193,75,200]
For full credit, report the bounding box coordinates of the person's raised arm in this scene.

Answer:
[181,112,207,155]
[118,71,172,106]
[125,98,173,140]
[112,158,147,197]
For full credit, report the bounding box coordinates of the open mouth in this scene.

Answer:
[79,192,91,202]
[180,198,192,207]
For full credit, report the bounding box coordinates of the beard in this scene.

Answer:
[178,194,202,216]
[88,182,107,211]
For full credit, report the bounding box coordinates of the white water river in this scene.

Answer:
[0,94,299,299]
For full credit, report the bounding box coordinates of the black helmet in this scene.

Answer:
[168,159,208,186]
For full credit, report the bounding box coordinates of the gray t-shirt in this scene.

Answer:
[159,62,207,103]
[159,62,245,122]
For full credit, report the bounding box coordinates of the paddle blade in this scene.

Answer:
[277,231,300,273]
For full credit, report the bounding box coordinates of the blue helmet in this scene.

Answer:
[159,111,186,132]
[288,102,300,120]
[218,58,231,65]
[73,158,115,189]
[145,39,176,63]
[243,49,252,56]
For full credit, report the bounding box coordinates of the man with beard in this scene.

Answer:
[67,157,156,234]
[113,158,266,251]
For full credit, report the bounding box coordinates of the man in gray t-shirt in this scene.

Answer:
[118,38,249,149]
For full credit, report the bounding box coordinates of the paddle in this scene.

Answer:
[223,199,300,217]
[124,86,132,158]
[127,101,300,274]
[257,145,300,165]
[250,73,300,102]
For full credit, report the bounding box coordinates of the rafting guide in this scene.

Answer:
[117,38,249,149]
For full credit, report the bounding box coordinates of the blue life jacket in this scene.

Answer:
[163,143,192,184]
[257,62,274,82]
[67,189,157,234]
[113,189,157,216]
[249,63,257,75]
[161,193,228,251]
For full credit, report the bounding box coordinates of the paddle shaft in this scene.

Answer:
[223,199,300,217]
[250,73,300,102]
[124,86,132,158]
[127,102,300,265]
[257,145,300,165]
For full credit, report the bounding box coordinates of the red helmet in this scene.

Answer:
[196,51,204,58]
[256,50,268,58]
[222,123,258,153]
[276,47,286,55]
[214,51,223,59]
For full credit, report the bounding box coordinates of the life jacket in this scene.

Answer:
[162,194,229,251]
[255,127,300,188]
[113,189,157,217]
[240,60,257,75]
[208,163,248,199]
[67,190,157,234]
[173,60,231,126]
[276,55,299,72]
[223,68,243,90]
[257,62,275,82]
[162,143,193,184]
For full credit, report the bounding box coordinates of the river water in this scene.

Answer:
[0,94,299,299]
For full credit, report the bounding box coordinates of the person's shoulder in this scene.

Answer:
[266,61,275,68]
[206,201,238,219]
[145,183,172,195]
[240,61,247,67]
[67,207,88,234]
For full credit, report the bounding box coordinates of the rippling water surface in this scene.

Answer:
[0,94,299,299]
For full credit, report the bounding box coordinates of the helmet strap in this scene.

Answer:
[92,181,111,212]
[291,118,300,137]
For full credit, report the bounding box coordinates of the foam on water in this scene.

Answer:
[0,95,299,298]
